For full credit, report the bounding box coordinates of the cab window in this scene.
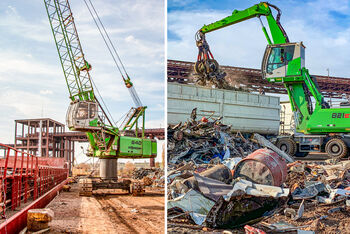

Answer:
[89,103,97,119]
[76,103,88,119]
[267,45,294,74]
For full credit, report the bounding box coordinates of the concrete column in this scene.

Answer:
[60,139,64,158]
[38,120,42,157]
[68,140,72,175]
[14,121,17,148]
[72,142,75,167]
[46,120,49,157]
[64,139,68,161]
[27,121,30,153]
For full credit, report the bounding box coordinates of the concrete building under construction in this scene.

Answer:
[14,118,81,172]
[15,118,67,157]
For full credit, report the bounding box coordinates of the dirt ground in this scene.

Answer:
[47,183,165,234]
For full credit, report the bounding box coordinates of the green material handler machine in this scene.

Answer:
[44,0,157,195]
[195,2,350,158]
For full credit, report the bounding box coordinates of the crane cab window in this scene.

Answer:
[76,103,89,119]
[266,45,295,74]
[89,103,97,119]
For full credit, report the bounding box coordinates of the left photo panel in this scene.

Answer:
[0,0,165,233]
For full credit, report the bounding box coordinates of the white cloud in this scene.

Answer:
[40,89,53,95]
[125,35,135,42]
[6,5,17,15]
[0,51,58,77]
[0,89,64,118]
[0,6,50,43]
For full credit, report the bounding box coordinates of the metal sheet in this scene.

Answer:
[168,189,215,225]
[194,173,233,202]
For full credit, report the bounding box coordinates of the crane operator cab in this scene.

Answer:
[262,42,305,80]
[66,101,100,131]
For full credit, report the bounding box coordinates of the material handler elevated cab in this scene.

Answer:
[262,42,305,80]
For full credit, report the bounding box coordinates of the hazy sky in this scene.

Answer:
[0,0,164,162]
[168,0,350,78]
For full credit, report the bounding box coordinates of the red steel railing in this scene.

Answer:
[0,143,68,218]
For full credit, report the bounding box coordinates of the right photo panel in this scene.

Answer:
[167,1,350,233]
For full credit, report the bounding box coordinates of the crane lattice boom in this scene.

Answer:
[45,0,94,102]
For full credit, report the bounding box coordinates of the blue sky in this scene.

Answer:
[0,0,164,162]
[168,0,350,79]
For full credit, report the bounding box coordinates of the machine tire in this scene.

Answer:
[276,138,297,156]
[325,138,348,158]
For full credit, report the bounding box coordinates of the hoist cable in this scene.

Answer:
[87,0,129,76]
[83,0,143,107]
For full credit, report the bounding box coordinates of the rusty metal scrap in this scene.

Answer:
[167,109,350,233]
[132,168,163,180]
[206,191,287,229]
[168,109,260,166]
[233,148,288,187]
[167,111,291,229]
[168,148,350,232]
[254,133,294,163]
[132,168,164,187]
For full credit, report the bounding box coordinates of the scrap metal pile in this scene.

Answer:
[168,108,260,166]
[258,160,350,233]
[132,168,165,188]
[167,109,350,233]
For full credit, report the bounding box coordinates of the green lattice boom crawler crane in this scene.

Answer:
[44,0,156,194]
[196,2,350,158]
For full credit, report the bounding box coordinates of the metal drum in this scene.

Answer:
[233,148,287,186]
